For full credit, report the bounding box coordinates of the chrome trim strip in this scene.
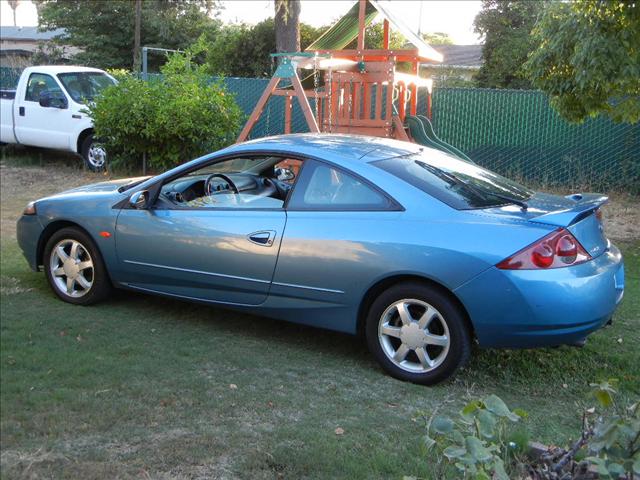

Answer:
[123,260,270,284]
[272,281,344,294]
[122,283,255,307]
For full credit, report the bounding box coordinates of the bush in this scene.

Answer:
[90,50,242,172]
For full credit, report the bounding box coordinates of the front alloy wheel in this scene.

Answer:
[49,239,94,298]
[366,282,471,385]
[44,227,111,305]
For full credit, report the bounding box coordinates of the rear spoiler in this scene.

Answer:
[530,194,608,227]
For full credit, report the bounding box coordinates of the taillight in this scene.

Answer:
[496,228,591,270]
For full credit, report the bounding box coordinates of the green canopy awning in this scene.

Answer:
[306,0,443,63]
[305,1,378,51]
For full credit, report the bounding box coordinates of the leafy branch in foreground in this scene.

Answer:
[418,381,639,479]
[424,394,528,479]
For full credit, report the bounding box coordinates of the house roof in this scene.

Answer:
[425,44,483,69]
[0,26,66,41]
[306,0,443,62]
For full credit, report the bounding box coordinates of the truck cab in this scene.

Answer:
[0,66,116,171]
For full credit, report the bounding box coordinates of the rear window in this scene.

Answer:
[373,150,533,210]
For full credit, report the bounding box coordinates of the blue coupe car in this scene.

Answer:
[17,134,624,384]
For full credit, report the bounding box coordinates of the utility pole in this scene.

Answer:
[133,0,142,72]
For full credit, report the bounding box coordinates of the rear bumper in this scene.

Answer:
[17,215,44,271]
[455,245,624,348]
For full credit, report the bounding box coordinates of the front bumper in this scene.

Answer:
[455,245,624,348]
[17,214,44,271]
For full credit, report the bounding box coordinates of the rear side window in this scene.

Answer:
[373,150,532,210]
[289,161,394,210]
[25,73,64,102]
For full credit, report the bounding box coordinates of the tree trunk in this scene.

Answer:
[8,0,19,27]
[133,0,142,72]
[274,0,301,53]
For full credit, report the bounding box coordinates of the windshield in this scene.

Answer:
[373,149,533,210]
[57,72,115,104]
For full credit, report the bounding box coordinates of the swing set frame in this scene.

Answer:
[236,0,442,144]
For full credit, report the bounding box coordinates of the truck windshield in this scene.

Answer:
[57,72,115,104]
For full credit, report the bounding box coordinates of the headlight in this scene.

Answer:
[23,201,37,215]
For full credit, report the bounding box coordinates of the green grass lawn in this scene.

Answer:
[1,160,639,479]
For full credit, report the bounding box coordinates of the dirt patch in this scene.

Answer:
[602,194,640,242]
[0,162,114,240]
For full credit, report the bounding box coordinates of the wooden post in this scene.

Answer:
[284,96,292,134]
[410,60,418,116]
[357,0,366,51]
[398,82,406,121]
[291,74,320,133]
[237,76,281,142]
[382,19,390,49]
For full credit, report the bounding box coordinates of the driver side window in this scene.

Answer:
[159,155,304,209]
[25,73,64,102]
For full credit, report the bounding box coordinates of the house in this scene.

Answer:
[0,26,75,67]
[422,44,483,86]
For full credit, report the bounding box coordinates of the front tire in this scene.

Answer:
[365,282,471,385]
[81,134,107,171]
[44,227,111,305]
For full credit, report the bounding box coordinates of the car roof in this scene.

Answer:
[228,133,425,164]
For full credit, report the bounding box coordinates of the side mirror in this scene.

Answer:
[38,91,51,108]
[39,91,68,109]
[275,167,295,182]
[129,190,149,209]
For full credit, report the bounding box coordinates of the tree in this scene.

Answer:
[473,0,544,89]
[8,0,19,26]
[345,21,406,50]
[204,20,326,78]
[525,0,640,124]
[37,0,220,70]
[133,0,142,72]
[274,0,300,53]
[422,32,453,46]
[205,19,276,78]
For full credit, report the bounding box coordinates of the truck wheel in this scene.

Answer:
[81,134,107,171]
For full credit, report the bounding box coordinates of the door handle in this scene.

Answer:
[19,106,25,116]
[247,230,276,247]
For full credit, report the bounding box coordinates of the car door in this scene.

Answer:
[114,156,291,306]
[14,72,73,150]
[269,159,404,329]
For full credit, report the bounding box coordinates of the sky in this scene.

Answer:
[0,0,483,45]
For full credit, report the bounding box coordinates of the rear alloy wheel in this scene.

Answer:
[44,227,111,305]
[81,134,107,171]
[365,283,471,385]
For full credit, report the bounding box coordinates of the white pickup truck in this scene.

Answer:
[1,65,116,171]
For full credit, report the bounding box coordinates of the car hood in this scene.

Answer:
[60,176,152,194]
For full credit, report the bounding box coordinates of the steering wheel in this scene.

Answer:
[204,173,239,196]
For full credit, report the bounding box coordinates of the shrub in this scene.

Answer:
[90,50,242,172]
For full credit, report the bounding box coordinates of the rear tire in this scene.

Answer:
[81,134,107,171]
[44,227,111,305]
[365,282,471,385]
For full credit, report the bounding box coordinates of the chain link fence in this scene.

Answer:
[2,67,638,193]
